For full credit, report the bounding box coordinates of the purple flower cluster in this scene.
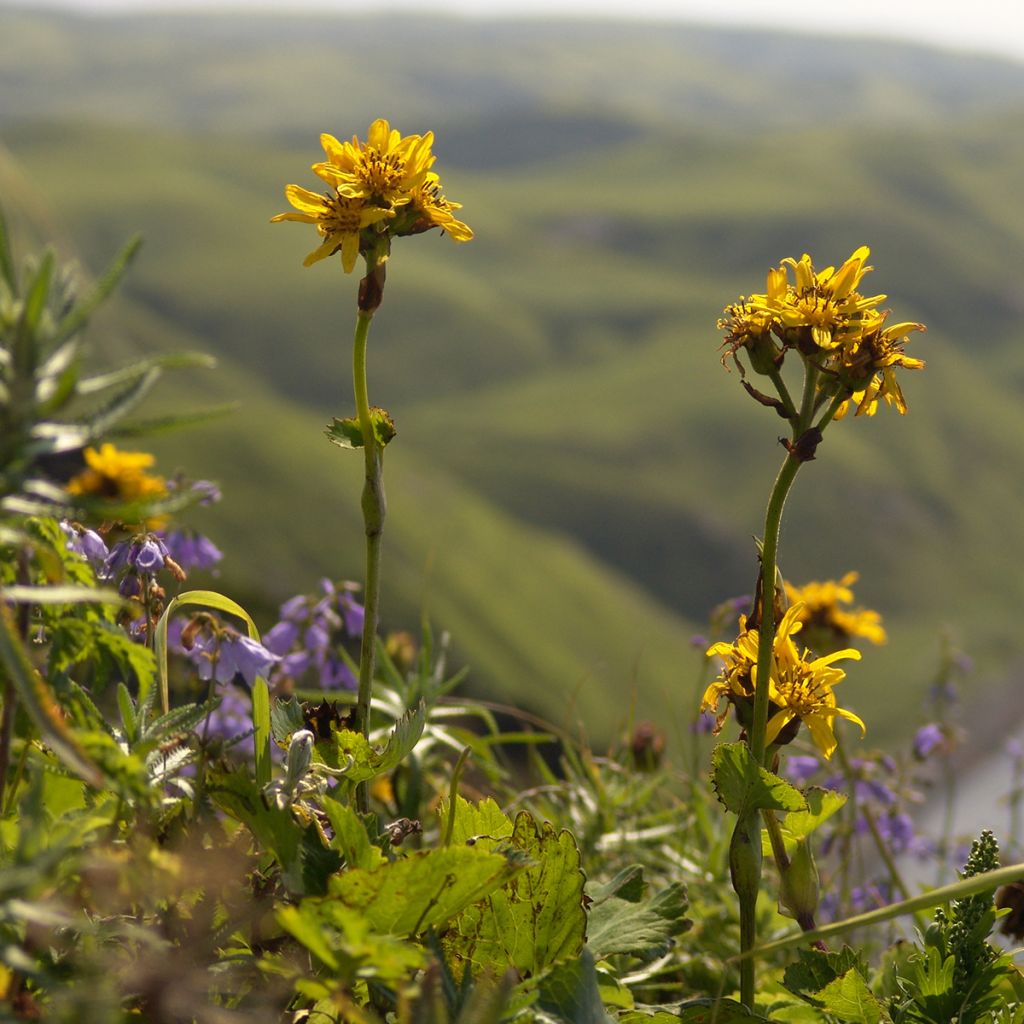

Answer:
[263,579,365,691]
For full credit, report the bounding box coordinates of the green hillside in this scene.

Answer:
[2,7,1024,748]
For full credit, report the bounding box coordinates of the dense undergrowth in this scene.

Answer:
[2,112,1024,1023]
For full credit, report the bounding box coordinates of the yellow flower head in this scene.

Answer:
[784,571,887,650]
[68,443,167,502]
[273,119,472,273]
[831,315,926,418]
[314,119,436,209]
[720,246,925,416]
[702,604,864,759]
[271,185,394,273]
[67,443,168,528]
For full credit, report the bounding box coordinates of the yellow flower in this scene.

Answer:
[273,120,472,271]
[702,604,864,759]
[271,186,392,273]
[67,443,168,528]
[405,173,474,242]
[68,443,167,502]
[720,246,925,417]
[831,315,926,418]
[784,571,887,649]
[313,119,436,209]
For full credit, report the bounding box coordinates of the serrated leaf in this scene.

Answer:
[782,946,868,1006]
[325,407,396,450]
[441,810,586,979]
[762,787,848,857]
[587,881,690,960]
[816,969,884,1024]
[535,947,617,1024]
[328,843,526,935]
[270,694,307,743]
[325,703,425,783]
[711,742,806,816]
[438,794,514,846]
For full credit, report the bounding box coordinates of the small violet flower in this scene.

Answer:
[913,723,946,760]
[192,632,280,687]
[60,520,110,570]
[160,529,223,573]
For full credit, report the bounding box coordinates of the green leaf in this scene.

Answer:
[0,585,126,606]
[278,901,426,986]
[0,605,104,788]
[441,809,586,978]
[587,880,690,960]
[535,947,617,1024]
[328,843,527,935]
[76,350,216,395]
[153,589,262,713]
[14,250,54,378]
[116,682,138,745]
[51,236,142,347]
[816,969,885,1024]
[0,204,16,291]
[325,407,396,450]
[208,768,341,895]
[108,401,238,438]
[438,795,514,846]
[710,742,806,816]
[761,787,848,857]
[270,694,307,744]
[252,676,272,788]
[782,946,869,1007]
[325,703,425,783]
[675,1000,774,1023]
[588,864,646,905]
[321,799,386,872]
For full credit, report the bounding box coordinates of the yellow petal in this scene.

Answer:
[283,184,330,215]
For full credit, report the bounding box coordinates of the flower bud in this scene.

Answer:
[779,838,820,924]
[729,812,763,904]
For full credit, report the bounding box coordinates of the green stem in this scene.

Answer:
[747,451,802,765]
[742,860,1024,962]
[767,367,797,420]
[351,278,387,815]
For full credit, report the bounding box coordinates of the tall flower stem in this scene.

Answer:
[747,451,802,767]
[352,262,387,813]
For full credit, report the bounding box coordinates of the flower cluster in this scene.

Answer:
[702,602,864,759]
[784,571,887,652]
[719,246,925,417]
[263,578,365,691]
[272,118,472,273]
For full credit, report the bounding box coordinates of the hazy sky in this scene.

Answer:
[19,0,1024,63]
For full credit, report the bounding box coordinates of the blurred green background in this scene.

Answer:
[2,6,1023,754]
